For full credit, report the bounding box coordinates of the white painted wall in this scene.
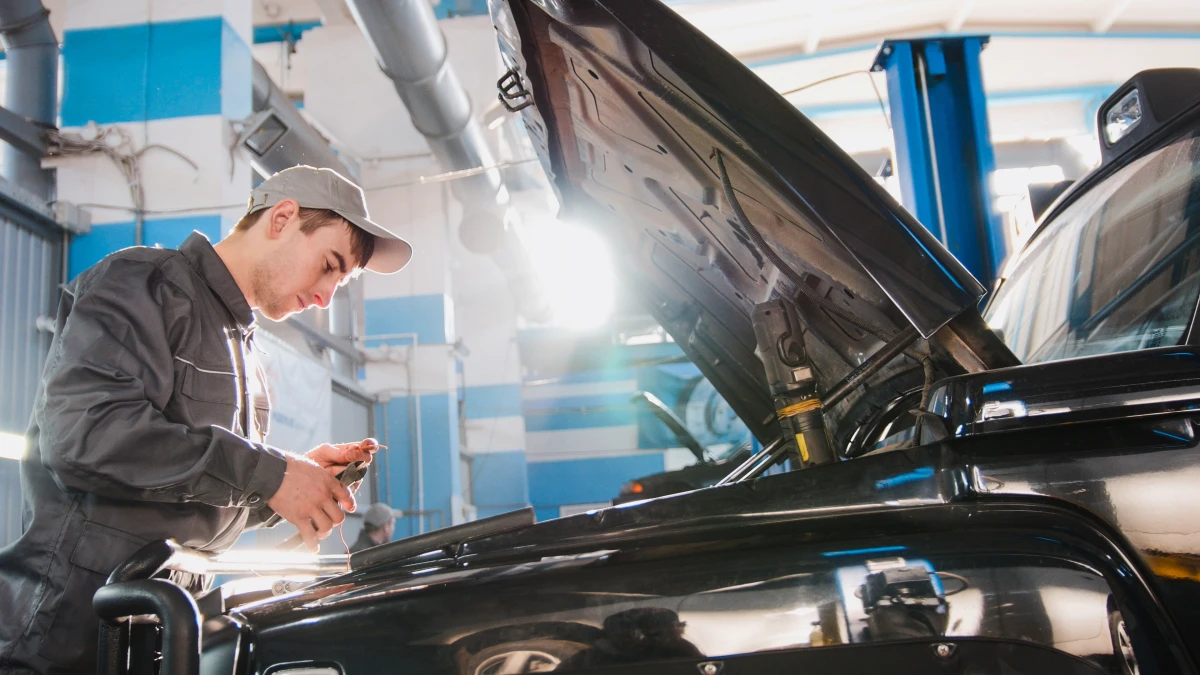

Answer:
[291,15,503,161]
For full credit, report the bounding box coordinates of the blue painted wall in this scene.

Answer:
[253,21,321,44]
[515,330,748,519]
[365,294,454,345]
[433,0,489,18]
[528,453,665,518]
[69,217,226,279]
[463,383,523,420]
[61,13,249,279]
[377,392,461,537]
[460,384,528,520]
[471,450,529,519]
[523,392,637,432]
[62,17,251,126]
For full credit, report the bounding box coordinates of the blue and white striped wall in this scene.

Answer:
[461,381,528,519]
[359,163,466,533]
[452,230,532,521]
[54,0,255,277]
[371,389,462,537]
[360,342,463,536]
[523,368,663,521]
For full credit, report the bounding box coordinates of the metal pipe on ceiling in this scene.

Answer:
[248,61,359,379]
[249,60,351,178]
[346,0,500,209]
[0,0,57,199]
[344,0,549,321]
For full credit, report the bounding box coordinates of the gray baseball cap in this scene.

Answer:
[363,503,395,528]
[248,165,412,274]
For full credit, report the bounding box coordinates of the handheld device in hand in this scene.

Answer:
[274,461,370,552]
[337,460,368,488]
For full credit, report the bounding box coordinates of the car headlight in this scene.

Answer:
[1104,88,1142,145]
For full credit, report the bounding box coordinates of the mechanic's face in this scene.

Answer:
[253,203,356,321]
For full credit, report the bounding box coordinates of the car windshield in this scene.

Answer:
[985,127,1200,363]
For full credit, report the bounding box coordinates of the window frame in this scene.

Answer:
[984,105,1200,357]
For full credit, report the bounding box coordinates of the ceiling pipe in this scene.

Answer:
[247,61,359,380]
[248,60,351,178]
[344,0,550,321]
[0,0,57,198]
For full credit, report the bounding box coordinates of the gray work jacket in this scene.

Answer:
[0,232,289,674]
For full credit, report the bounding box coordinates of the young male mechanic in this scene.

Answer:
[0,166,411,675]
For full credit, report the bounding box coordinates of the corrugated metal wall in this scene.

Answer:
[0,217,60,547]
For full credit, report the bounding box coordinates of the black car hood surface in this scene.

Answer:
[491,0,998,440]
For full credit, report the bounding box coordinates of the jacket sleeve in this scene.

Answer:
[37,258,288,508]
[246,506,284,529]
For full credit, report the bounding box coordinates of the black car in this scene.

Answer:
[95,2,1200,674]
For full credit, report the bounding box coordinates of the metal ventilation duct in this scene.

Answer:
[246,62,359,379]
[0,0,57,198]
[246,60,351,178]
[345,0,549,321]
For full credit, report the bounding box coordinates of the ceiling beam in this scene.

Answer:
[804,16,824,54]
[313,0,356,26]
[946,0,978,32]
[741,20,1200,69]
[1093,0,1134,33]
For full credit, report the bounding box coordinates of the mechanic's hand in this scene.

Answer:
[306,438,380,476]
[266,456,356,552]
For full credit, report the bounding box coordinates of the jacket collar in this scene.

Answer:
[179,232,256,333]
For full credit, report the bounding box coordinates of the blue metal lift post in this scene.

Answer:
[872,37,1007,288]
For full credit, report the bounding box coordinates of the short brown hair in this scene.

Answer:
[235,207,376,269]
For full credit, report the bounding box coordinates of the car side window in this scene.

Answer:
[986,128,1200,363]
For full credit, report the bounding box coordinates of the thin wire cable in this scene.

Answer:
[46,126,203,223]
[64,202,247,215]
[364,159,540,192]
[779,70,891,130]
[936,571,970,595]
[338,523,350,571]
[62,157,541,211]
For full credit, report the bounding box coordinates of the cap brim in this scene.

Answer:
[337,211,413,275]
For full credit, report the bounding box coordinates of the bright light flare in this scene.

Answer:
[1066,134,1102,171]
[0,432,27,461]
[206,548,346,575]
[991,165,1065,197]
[212,549,322,566]
[524,221,615,329]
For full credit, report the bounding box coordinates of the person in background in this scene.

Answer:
[350,503,397,553]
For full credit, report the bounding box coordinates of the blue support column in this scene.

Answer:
[872,37,1006,287]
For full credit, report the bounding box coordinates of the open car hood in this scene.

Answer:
[490,0,1016,443]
